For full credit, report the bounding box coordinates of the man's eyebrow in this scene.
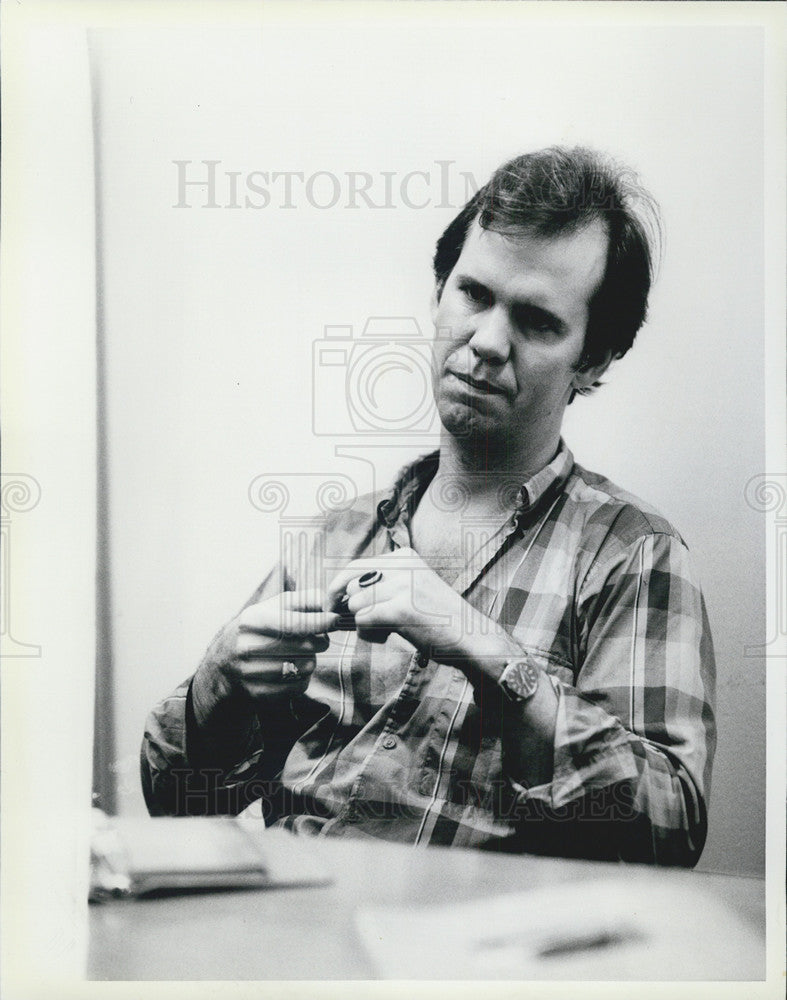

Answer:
[454,272,487,288]
[454,271,568,332]
[513,302,568,334]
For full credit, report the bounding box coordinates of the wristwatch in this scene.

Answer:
[498,656,540,703]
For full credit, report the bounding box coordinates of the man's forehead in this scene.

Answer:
[457,216,609,297]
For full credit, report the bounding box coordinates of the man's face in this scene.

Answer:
[430,218,609,455]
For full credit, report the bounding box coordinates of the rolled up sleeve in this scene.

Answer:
[141,678,269,816]
[506,532,716,866]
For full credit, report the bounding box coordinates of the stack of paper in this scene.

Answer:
[89,813,330,900]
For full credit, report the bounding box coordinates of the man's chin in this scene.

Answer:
[437,400,506,446]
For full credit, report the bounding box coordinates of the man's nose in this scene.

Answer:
[467,308,511,364]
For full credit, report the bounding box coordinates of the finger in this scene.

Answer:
[344,572,385,600]
[241,605,339,636]
[240,661,314,700]
[236,632,330,662]
[324,559,380,612]
[351,605,394,644]
[345,584,391,616]
[249,680,311,699]
[278,589,332,612]
[355,624,392,644]
[234,649,318,672]
[279,610,341,636]
[352,600,402,628]
[299,632,332,653]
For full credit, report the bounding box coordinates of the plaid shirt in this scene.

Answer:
[142,442,716,865]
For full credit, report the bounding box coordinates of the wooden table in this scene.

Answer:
[88,829,765,980]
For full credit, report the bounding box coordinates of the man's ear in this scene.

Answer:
[571,350,614,392]
[430,284,441,324]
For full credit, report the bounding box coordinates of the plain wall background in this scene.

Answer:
[91,11,765,874]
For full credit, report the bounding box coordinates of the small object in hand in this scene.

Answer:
[281,661,300,679]
[332,570,387,635]
[335,593,356,631]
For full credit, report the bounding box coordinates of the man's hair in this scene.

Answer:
[433,146,661,395]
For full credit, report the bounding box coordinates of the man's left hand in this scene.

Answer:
[324,547,518,676]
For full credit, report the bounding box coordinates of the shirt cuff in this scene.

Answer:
[508,674,641,810]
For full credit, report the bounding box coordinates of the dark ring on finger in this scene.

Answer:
[358,569,383,589]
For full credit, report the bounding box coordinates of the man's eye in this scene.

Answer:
[531,318,554,334]
[459,282,492,307]
[517,309,558,337]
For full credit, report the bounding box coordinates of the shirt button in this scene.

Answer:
[381,734,398,750]
[419,775,433,796]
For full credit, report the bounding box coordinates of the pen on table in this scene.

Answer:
[475,926,644,959]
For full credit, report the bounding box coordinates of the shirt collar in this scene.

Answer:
[376,440,574,528]
[518,439,574,513]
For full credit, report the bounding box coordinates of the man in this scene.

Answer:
[142,147,716,866]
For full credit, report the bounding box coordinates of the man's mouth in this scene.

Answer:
[449,370,508,396]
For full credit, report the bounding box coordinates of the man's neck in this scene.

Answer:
[435,429,561,503]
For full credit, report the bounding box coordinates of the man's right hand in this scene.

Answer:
[191,589,339,731]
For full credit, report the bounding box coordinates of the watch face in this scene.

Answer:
[500,658,539,701]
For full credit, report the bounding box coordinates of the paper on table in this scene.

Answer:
[355,875,764,980]
[89,813,330,900]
